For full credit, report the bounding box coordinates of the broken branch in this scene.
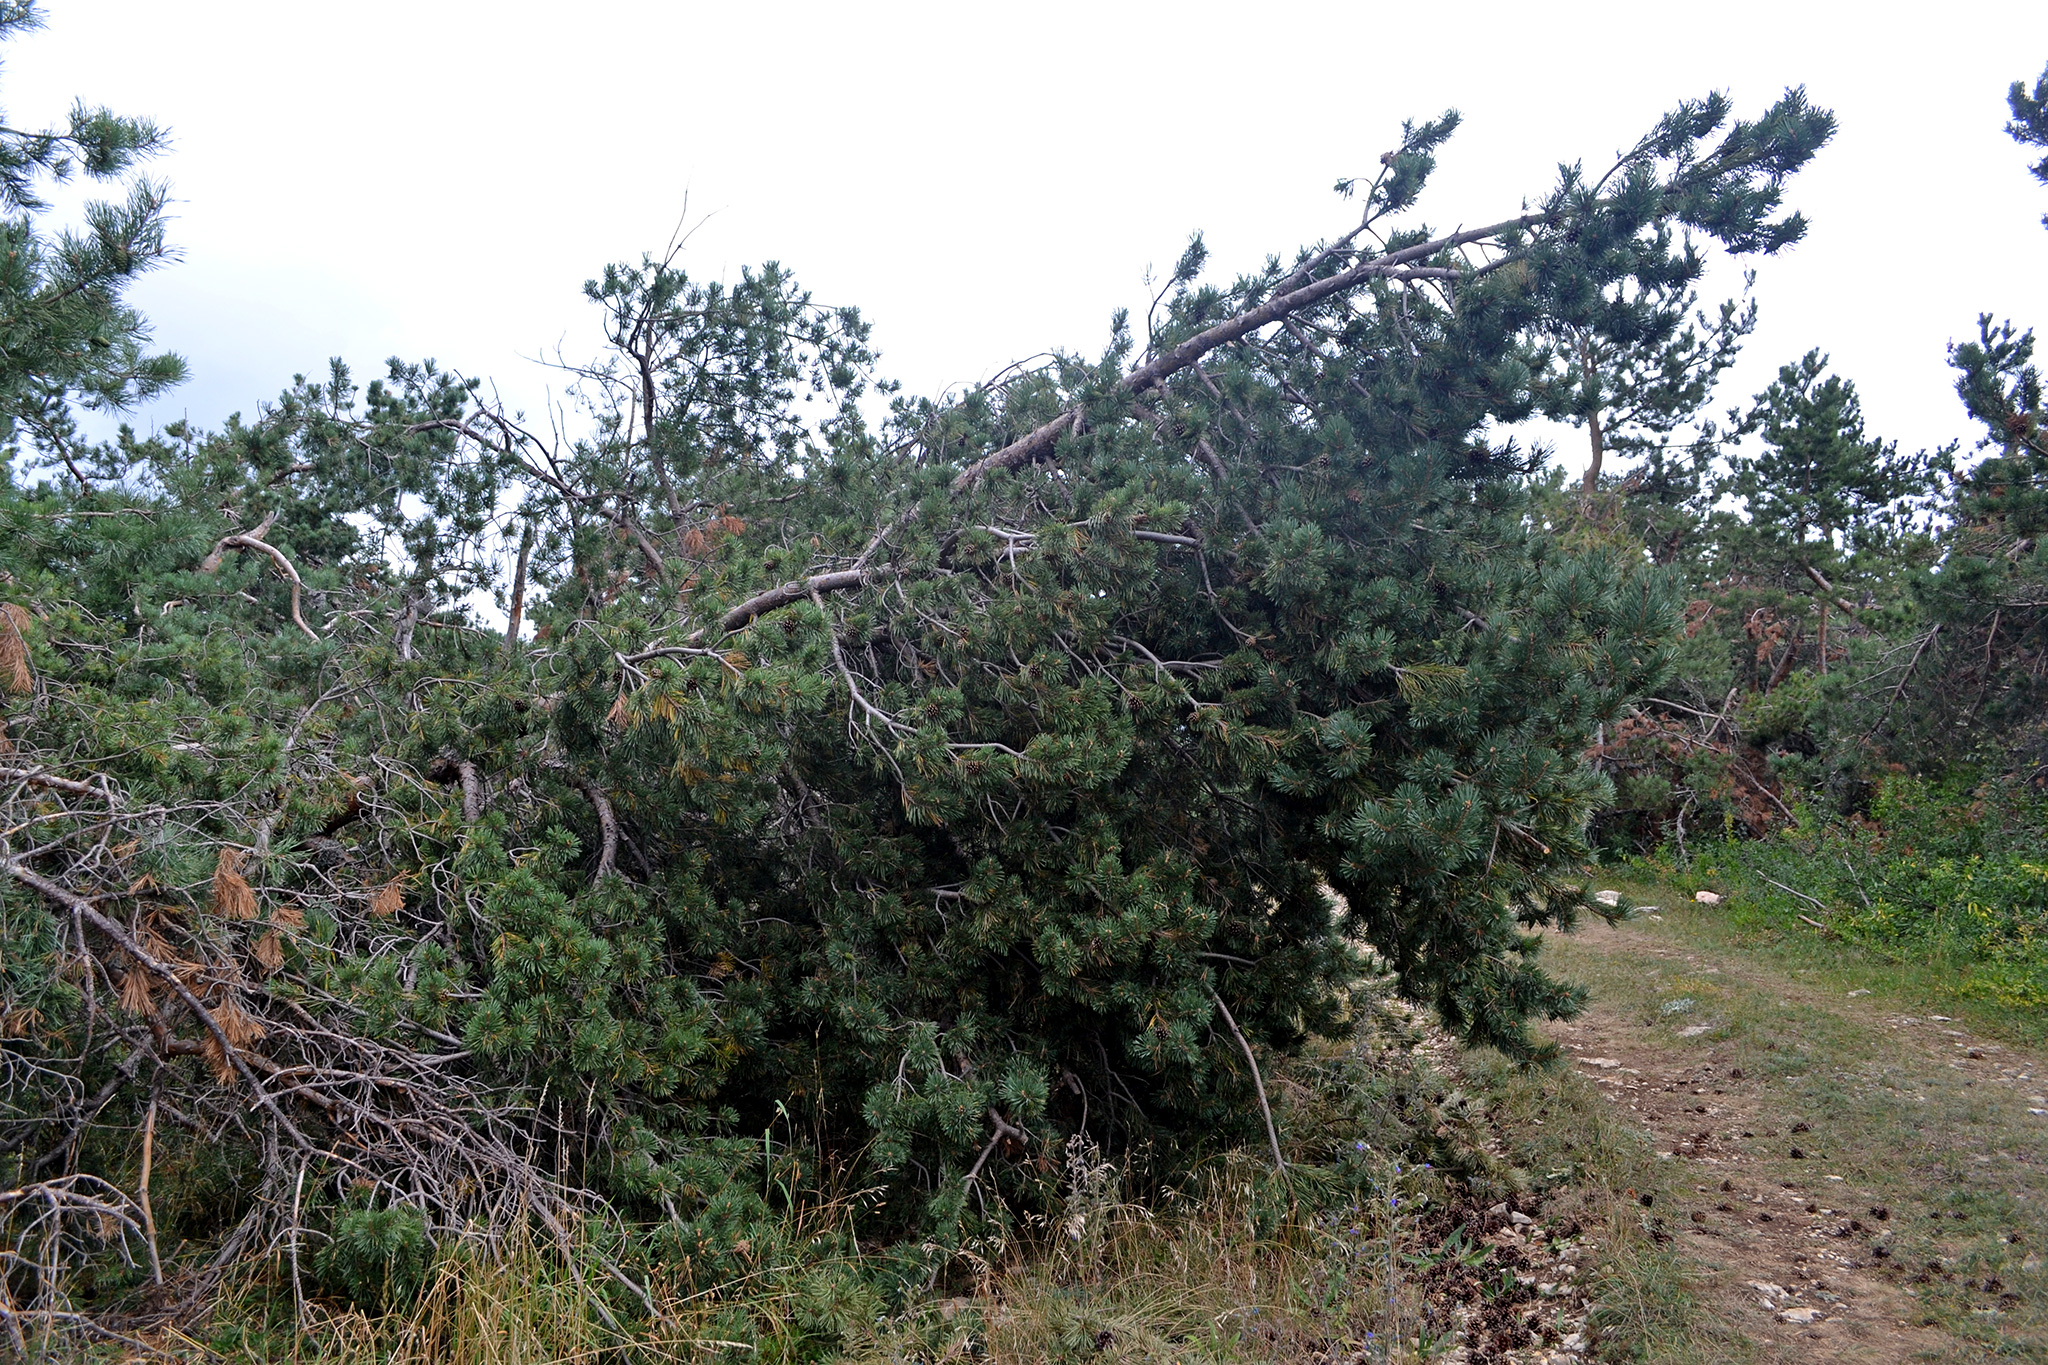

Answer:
[200,515,320,642]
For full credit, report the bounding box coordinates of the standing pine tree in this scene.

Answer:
[1536,266,1755,497]
[0,1,185,487]
[2010,60,2048,228]
[1719,351,1934,576]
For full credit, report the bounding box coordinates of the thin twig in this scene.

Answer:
[1761,875,1828,912]
[963,1107,1027,1187]
[1207,984,1285,1175]
[290,1163,306,1332]
[139,1098,162,1286]
[1869,625,1939,735]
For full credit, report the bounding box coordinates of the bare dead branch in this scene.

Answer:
[0,766,113,801]
[1206,984,1285,1176]
[1,857,320,1157]
[199,514,320,643]
[574,777,617,881]
[1802,562,1862,616]
[717,568,871,636]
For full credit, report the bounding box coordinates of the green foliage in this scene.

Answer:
[1694,776,2048,1010]
[0,2,186,481]
[317,1202,434,1312]
[1719,350,1940,565]
[2010,61,2048,226]
[0,44,1840,1343]
[1535,267,1754,499]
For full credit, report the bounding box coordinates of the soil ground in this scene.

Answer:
[1535,898,2048,1364]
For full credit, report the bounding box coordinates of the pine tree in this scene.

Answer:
[2010,60,2048,228]
[0,2,185,487]
[1914,316,2048,765]
[0,73,1837,1321]
[1537,268,1755,497]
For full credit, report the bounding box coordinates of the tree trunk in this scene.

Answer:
[504,523,535,657]
[1581,409,1606,495]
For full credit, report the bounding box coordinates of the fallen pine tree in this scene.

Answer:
[0,36,1832,1342]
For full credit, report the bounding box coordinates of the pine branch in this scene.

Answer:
[198,513,319,642]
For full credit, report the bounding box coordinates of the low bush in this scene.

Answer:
[1652,774,2048,1008]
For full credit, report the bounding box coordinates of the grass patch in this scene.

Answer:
[1603,861,2048,1048]
[1623,773,2048,1045]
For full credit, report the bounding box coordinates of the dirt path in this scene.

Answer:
[1538,911,2048,1364]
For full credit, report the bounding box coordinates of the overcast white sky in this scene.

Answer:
[12,1,2048,479]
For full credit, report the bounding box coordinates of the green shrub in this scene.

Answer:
[316,1203,434,1313]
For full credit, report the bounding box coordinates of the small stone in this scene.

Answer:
[1778,1306,1823,1325]
[1510,1211,1535,1226]
[1694,890,1723,904]
[1789,1147,1805,1159]
[1595,889,1622,907]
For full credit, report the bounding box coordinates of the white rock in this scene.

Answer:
[1748,1281,1788,1298]
[1694,890,1723,904]
[1778,1306,1823,1324]
[1510,1211,1535,1226]
[1595,889,1622,907]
